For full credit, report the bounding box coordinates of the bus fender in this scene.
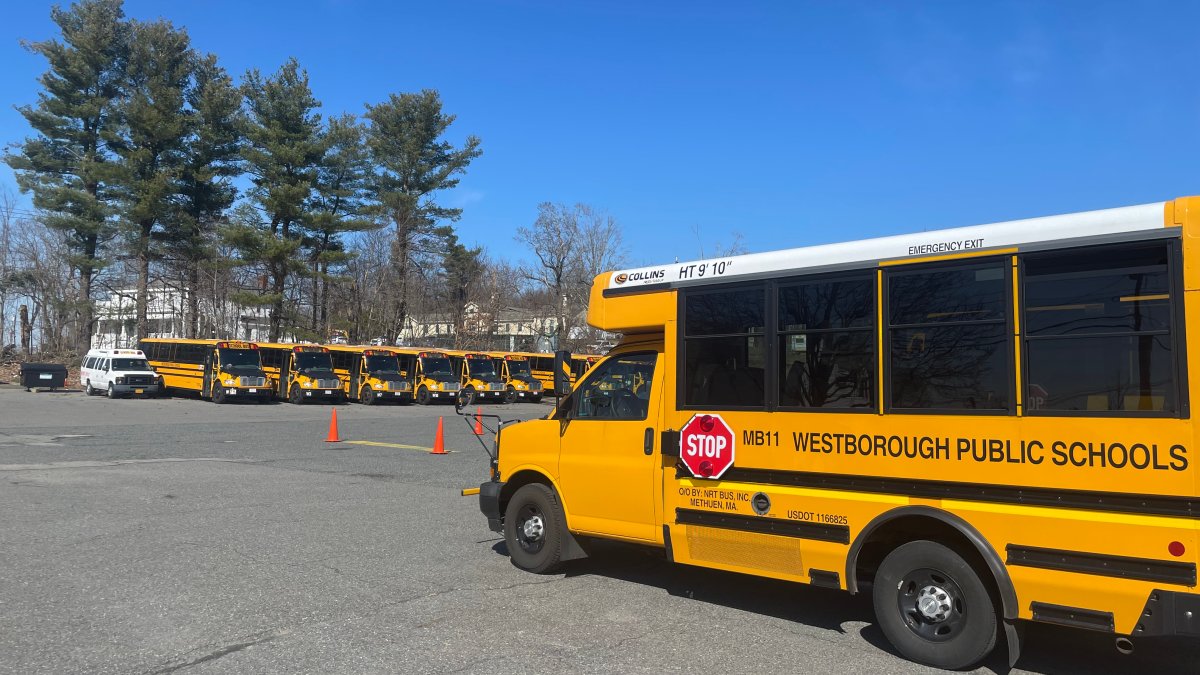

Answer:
[845,505,1018,621]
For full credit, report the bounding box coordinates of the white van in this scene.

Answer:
[80,348,163,398]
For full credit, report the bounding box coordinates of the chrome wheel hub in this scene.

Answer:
[522,515,544,541]
[916,585,952,622]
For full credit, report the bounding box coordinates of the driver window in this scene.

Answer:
[571,352,657,421]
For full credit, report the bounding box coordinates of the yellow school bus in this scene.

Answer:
[395,348,460,404]
[486,353,545,403]
[450,351,508,404]
[477,198,1200,669]
[256,343,343,404]
[139,338,272,403]
[327,344,414,404]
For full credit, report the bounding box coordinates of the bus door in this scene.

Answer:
[349,353,363,396]
[556,350,663,541]
[202,349,215,398]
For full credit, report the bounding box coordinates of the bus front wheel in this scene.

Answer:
[212,385,226,404]
[872,540,997,670]
[504,483,566,574]
[461,386,476,407]
[504,385,517,404]
[360,385,375,405]
[289,384,305,405]
[416,386,430,405]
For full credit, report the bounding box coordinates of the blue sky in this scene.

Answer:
[2,1,1199,268]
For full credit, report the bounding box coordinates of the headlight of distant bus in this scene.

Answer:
[374,384,384,389]
[223,378,234,386]
[302,381,311,388]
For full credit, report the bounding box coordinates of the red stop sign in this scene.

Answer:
[679,413,736,479]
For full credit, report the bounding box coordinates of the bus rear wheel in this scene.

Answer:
[416,386,430,405]
[503,483,566,574]
[872,540,997,670]
[360,385,376,405]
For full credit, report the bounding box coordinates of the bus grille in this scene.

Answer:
[387,381,411,392]
[487,383,503,391]
[444,383,459,391]
[529,381,542,391]
[316,379,340,389]
[238,376,266,387]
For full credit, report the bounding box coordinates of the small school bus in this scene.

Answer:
[256,343,343,404]
[487,353,545,403]
[452,351,508,404]
[503,351,596,395]
[139,338,271,402]
[327,344,414,404]
[395,348,460,404]
[478,198,1200,670]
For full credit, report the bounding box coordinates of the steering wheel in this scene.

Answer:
[610,389,639,418]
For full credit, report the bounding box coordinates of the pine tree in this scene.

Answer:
[364,90,481,338]
[233,58,325,341]
[112,18,193,341]
[172,53,242,338]
[307,114,376,337]
[4,0,129,353]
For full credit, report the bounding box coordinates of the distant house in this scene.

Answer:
[91,283,279,349]
[399,302,614,352]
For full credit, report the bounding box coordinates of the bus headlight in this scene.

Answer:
[223,379,235,386]
[374,384,384,389]
[302,381,311,388]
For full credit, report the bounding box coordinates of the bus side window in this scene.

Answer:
[887,260,1009,412]
[1023,242,1178,415]
[572,353,656,421]
[682,285,766,408]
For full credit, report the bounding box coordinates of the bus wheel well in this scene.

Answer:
[498,470,555,515]
[497,470,589,562]
[846,507,1017,622]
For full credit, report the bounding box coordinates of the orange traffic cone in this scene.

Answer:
[325,409,341,443]
[474,407,483,435]
[431,416,447,455]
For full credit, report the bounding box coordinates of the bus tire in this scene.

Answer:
[107,383,117,399]
[289,384,304,405]
[872,540,997,670]
[360,385,375,405]
[504,483,566,574]
[212,385,226,404]
[461,386,476,407]
[416,386,430,405]
[505,385,517,404]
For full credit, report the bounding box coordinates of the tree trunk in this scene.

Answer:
[394,220,411,340]
[79,237,97,355]
[270,259,285,342]
[319,260,329,338]
[186,264,200,339]
[136,222,151,341]
[19,304,31,352]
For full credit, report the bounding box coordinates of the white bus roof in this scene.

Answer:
[604,201,1171,292]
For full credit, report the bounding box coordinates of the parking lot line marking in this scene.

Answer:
[344,440,446,452]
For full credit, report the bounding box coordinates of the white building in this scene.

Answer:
[399,302,615,352]
[91,283,278,349]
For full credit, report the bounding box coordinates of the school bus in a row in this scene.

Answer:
[477,198,1200,669]
[139,339,273,403]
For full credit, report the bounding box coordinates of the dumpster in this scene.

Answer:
[19,363,68,391]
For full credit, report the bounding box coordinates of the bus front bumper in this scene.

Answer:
[479,480,504,533]
[369,389,413,402]
[219,387,272,400]
[298,388,341,400]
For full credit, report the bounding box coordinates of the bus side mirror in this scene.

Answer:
[553,350,573,396]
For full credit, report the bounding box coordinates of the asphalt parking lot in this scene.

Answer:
[1,386,1197,674]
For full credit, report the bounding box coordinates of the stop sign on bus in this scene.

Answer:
[679,413,736,479]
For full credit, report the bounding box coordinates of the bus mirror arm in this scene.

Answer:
[660,430,681,457]
[452,398,517,463]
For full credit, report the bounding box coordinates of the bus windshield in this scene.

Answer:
[294,352,333,371]
[365,355,400,374]
[220,349,261,369]
[507,360,531,377]
[421,357,453,376]
[467,359,497,378]
[112,358,151,371]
